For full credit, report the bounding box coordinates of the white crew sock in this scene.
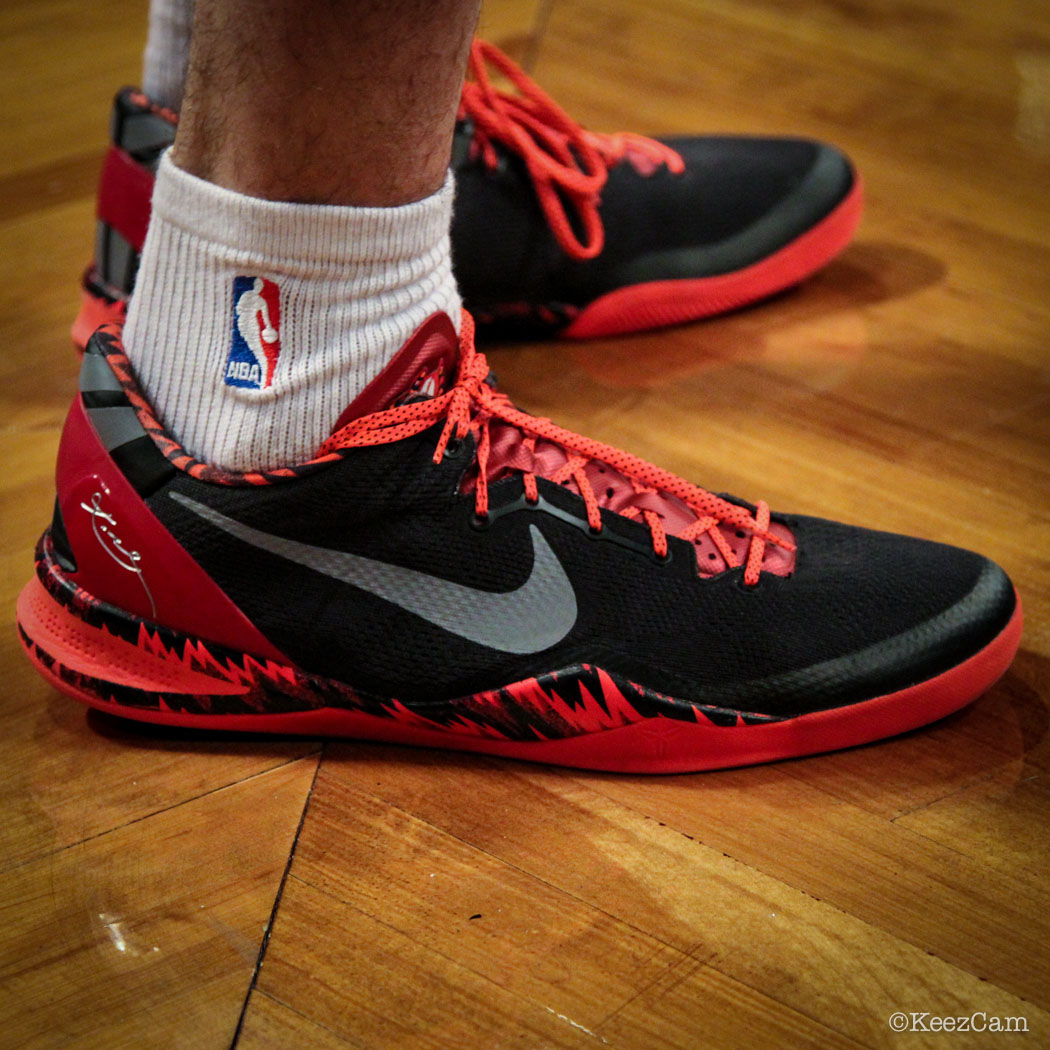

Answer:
[142,0,194,110]
[123,153,461,471]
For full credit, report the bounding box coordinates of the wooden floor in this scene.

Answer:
[2,1,1049,1047]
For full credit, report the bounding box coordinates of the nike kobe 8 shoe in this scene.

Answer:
[19,312,1019,772]
[75,40,862,348]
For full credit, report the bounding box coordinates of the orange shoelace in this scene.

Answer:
[459,39,685,261]
[321,313,792,586]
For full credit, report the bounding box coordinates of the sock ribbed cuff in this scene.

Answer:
[151,153,459,274]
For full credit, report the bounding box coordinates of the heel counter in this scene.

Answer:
[94,145,153,296]
[111,88,177,168]
[55,361,172,625]
[93,90,176,296]
[54,337,287,663]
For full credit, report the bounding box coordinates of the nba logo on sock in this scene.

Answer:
[225,276,282,390]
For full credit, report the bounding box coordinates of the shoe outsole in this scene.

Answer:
[16,549,1021,774]
[561,176,865,339]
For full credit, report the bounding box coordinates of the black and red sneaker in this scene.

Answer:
[19,312,1019,773]
[74,40,862,348]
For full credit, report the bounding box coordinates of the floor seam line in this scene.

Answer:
[229,745,325,1049]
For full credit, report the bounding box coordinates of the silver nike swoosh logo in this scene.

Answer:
[169,492,577,654]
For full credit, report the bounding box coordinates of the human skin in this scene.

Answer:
[172,0,482,205]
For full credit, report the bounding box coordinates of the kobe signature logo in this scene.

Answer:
[80,489,156,617]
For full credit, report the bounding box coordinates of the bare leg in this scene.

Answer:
[173,0,481,205]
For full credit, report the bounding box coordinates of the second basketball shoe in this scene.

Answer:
[76,40,862,347]
[18,313,1019,772]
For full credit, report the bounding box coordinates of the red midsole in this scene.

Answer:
[562,176,864,339]
[16,570,1022,774]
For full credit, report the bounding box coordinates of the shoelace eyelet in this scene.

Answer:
[470,512,491,531]
[443,437,466,460]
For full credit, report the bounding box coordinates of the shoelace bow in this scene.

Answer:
[321,313,793,586]
[459,39,685,261]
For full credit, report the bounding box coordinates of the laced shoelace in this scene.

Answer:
[459,39,686,261]
[320,313,792,586]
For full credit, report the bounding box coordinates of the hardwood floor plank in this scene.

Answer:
[0,200,96,395]
[0,153,104,227]
[238,992,363,1050]
[950,649,1050,774]
[318,748,1050,1047]
[0,757,318,1050]
[596,959,865,1050]
[894,761,1050,881]
[780,716,1027,822]
[477,0,548,65]
[576,766,1050,1007]
[254,877,603,1050]
[285,765,683,1030]
[0,0,142,180]
[0,661,318,872]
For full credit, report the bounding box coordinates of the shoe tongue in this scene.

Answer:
[329,313,460,433]
[481,425,796,579]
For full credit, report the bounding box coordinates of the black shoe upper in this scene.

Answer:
[65,331,1016,720]
[143,416,1012,719]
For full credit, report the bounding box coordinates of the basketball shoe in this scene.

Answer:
[18,312,1019,772]
[74,40,863,348]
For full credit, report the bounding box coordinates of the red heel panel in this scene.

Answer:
[71,282,126,354]
[56,396,288,663]
[97,145,154,250]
